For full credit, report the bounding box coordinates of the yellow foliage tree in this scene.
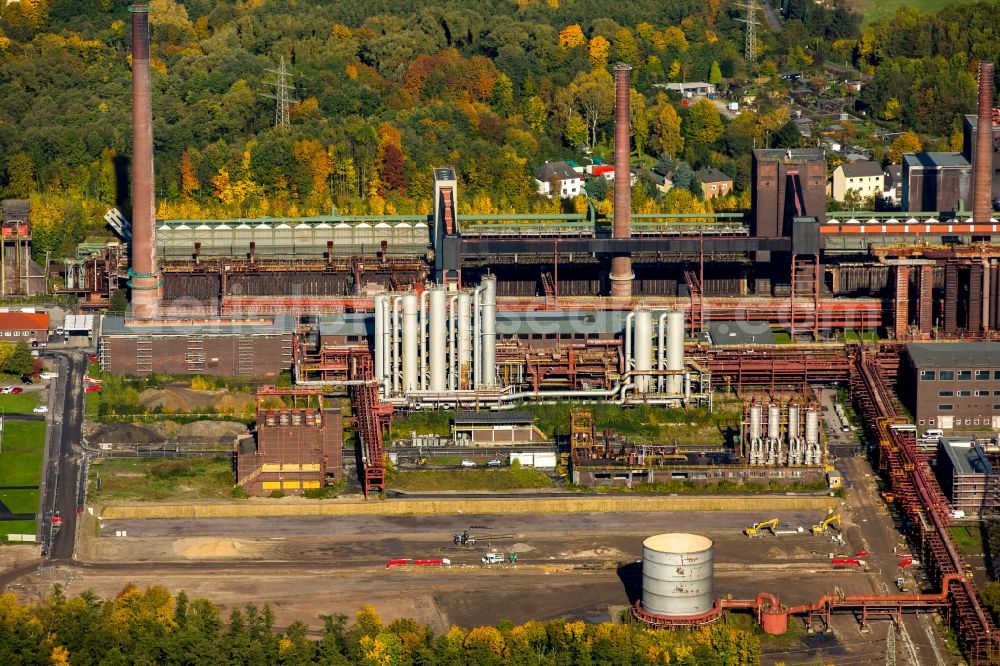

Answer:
[588,35,610,69]
[889,131,922,164]
[559,25,585,49]
[180,151,199,198]
[464,625,507,656]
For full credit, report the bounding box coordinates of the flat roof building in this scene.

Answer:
[935,437,998,517]
[902,152,972,213]
[903,343,1000,430]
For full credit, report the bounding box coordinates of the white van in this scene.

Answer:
[924,429,944,440]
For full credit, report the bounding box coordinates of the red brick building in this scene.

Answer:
[0,311,49,343]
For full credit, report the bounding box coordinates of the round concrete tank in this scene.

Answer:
[666,310,684,394]
[633,308,653,393]
[787,402,800,441]
[642,533,714,616]
[401,293,419,393]
[428,287,447,392]
[805,407,819,445]
[749,402,762,441]
[767,403,780,441]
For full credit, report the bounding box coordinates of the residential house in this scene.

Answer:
[694,168,733,199]
[830,160,884,202]
[648,170,673,195]
[0,311,49,344]
[534,161,583,199]
[883,164,903,203]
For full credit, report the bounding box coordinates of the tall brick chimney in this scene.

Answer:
[129,3,160,318]
[974,61,995,224]
[610,63,634,298]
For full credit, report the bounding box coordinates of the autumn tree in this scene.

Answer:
[888,131,922,164]
[630,88,649,156]
[6,153,35,198]
[649,95,684,158]
[558,24,585,50]
[682,99,724,147]
[588,35,610,69]
[180,151,200,198]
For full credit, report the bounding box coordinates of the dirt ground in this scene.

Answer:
[138,386,254,413]
[84,420,248,447]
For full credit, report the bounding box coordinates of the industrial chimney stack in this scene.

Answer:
[974,61,995,224]
[129,3,160,318]
[610,63,634,298]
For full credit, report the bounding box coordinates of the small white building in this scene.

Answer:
[535,161,583,199]
[656,82,716,97]
[831,160,884,203]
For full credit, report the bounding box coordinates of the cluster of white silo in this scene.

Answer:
[624,307,687,400]
[373,276,497,400]
[746,401,822,466]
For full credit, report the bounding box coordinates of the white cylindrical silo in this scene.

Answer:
[374,296,386,396]
[428,287,447,392]
[805,407,820,445]
[666,310,684,394]
[634,308,653,393]
[749,402,762,441]
[480,275,497,388]
[787,402,800,442]
[457,291,472,390]
[767,403,780,442]
[401,293,419,393]
[642,533,714,616]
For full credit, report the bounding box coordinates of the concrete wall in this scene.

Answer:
[99,494,840,519]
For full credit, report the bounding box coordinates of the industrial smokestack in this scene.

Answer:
[974,61,995,224]
[610,63,634,298]
[129,3,160,318]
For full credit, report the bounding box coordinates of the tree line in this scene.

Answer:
[0,585,762,665]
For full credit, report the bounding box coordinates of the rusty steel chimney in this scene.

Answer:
[974,61,995,224]
[129,3,160,318]
[610,63,634,298]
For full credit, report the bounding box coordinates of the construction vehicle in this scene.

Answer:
[744,519,779,537]
[895,577,908,592]
[482,552,504,564]
[811,514,841,534]
[452,530,477,546]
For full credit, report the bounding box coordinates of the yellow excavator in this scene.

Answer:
[744,519,779,537]
[811,514,842,534]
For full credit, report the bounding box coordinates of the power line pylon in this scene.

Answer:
[735,0,761,64]
[262,57,294,129]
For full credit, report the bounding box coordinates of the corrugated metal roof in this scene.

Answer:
[940,439,993,476]
[453,411,532,425]
[907,342,1000,368]
[64,314,94,331]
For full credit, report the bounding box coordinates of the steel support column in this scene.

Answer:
[969,263,983,333]
[944,261,959,335]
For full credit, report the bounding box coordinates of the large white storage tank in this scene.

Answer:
[642,533,714,616]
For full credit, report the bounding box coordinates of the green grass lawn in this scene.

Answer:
[0,488,38,513]
[391,468,554,492]
[0,391,39,413]
[88,457,235,501]
[0,519,36,540]
[0,421,47,486]
[84,388,100,418]
[851,0,987,24]
[951,525,984,552]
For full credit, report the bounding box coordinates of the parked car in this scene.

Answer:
[88,355,99,362]
[0,386,14,394]
[21,376,33,384]
[460,460,477,467]
[9,387,22,394]
[33,405,48,413]
[85,385,101,393]
[39,372,58,380]
[487,459,502,467]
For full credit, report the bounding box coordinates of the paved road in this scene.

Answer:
[38,352,86,560]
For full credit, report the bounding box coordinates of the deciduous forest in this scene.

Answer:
[0,0,996,260]
[0,586,761,665]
